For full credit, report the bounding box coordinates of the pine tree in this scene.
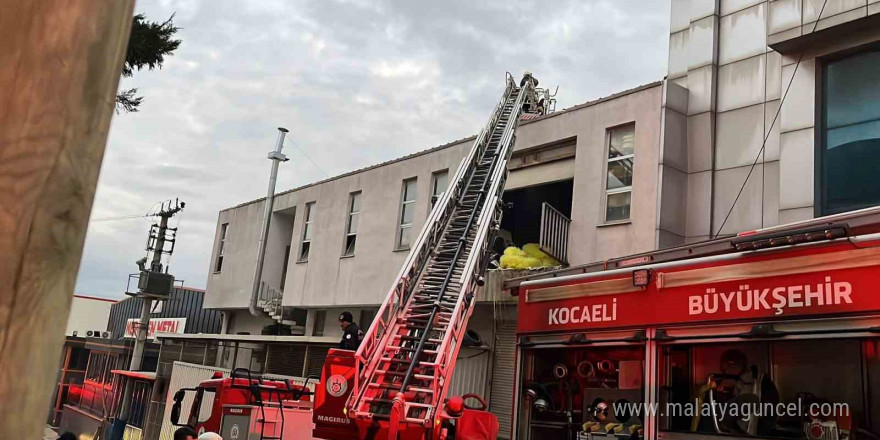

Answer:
[116,14,181,113]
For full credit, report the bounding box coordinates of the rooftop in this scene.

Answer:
[226,80,662,211]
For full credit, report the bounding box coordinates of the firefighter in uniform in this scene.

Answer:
[338,311,363,350]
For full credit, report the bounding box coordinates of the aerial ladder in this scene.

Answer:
[314,73,536,440]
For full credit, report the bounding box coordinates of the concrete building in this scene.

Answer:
[203,81,666,437]
[65,294,116,337]
[206,81,665,332]
[198,2,880,438]
[665,0,880,242]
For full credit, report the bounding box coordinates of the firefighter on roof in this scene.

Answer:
[338,311,364,350]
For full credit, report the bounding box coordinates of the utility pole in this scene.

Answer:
[111,199,184,440]
[249,127,289,316]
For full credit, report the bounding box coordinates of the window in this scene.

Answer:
[397,178,417,249]
[604,124,635,222]
[214,223,228,272]
[196,389,216,424]
[660,337,880,439]
[820,49,880,214]
[359,308,377,331]
[431,170,449,208]
[279,245,290,290]
[343,192,361,256]
[312,310,326,337]
[299,202,315,262]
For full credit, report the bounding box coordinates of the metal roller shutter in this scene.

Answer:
[447,348,490,399]
[305,345,332,378]
[266,344,306,377]
[490,321,517,439]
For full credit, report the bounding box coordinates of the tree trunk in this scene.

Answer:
[0,1,135,438]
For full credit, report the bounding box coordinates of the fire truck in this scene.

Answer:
[311,73,540,440]
[506,206,880,440]
[170,74,541,440]
[170,368,315,440]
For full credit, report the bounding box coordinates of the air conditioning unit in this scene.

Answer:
[102,332,110,338]
[86,330,95,337]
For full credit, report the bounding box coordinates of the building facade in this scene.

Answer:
[65,294,116,337]
[204,81,666,438]
[198,2,880,438]
[206,82,665,336]
[665,0,880,242]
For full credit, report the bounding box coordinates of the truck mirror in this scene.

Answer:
[170,401,181,425]
[170,389,186,425]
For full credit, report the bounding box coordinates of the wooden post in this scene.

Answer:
[0,1,135,438]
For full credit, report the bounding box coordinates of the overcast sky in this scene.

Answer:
[76,0,671,298]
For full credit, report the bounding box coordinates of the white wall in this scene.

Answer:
[204,83,664,313]
[65,295,115,336]
[666,0,880,240]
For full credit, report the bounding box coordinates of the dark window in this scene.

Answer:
[299,203,315,262]
[821,49,880,214]
[359,308,377,331]
[343,192,361,256]
[215,223,228,272]
[313,310,326,337]
[280,245,291,290]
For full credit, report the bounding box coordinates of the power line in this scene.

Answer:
[89,214,149,222]
[286,137,330,178]
[89,200,170,223]
[713,0,828,238]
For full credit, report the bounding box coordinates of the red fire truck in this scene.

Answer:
[170,368,315,440]
[312,73,534,440]
[170,73,539,440]
[507,207,880,440]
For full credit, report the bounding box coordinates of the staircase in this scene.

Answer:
[257,281,295,325]
[346,75,529,435]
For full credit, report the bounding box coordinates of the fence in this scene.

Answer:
[539,202,571,264]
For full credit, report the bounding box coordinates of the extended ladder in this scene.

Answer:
[346,74,530,438]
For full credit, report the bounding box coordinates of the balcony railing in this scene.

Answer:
[539,202,571,264]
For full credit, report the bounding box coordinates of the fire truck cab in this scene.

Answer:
[171,368,316,440]
[509,207,880,440]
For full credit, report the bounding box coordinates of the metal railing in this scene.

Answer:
[257,281,284,321]
[539,202,570,264]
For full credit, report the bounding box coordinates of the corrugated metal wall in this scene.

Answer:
[107,287,222,340]
[490,321,517,439]
[158,362,228,440]
[448,349,491,399]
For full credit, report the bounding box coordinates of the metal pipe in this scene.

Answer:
[249,127,289,316]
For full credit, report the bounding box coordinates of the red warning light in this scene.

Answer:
[632,269,652,287]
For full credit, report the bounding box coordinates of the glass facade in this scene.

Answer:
[821,49,880,214]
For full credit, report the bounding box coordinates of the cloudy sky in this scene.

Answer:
[76,0,671,298]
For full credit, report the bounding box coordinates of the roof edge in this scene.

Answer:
[224,79,663,212]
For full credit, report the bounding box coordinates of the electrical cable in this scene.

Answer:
[89,214,150,222]
[89,200,167,223]
[713,0,829,238]
[285,137,330,178]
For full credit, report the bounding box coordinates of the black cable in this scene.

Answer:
[714,0,829,238]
